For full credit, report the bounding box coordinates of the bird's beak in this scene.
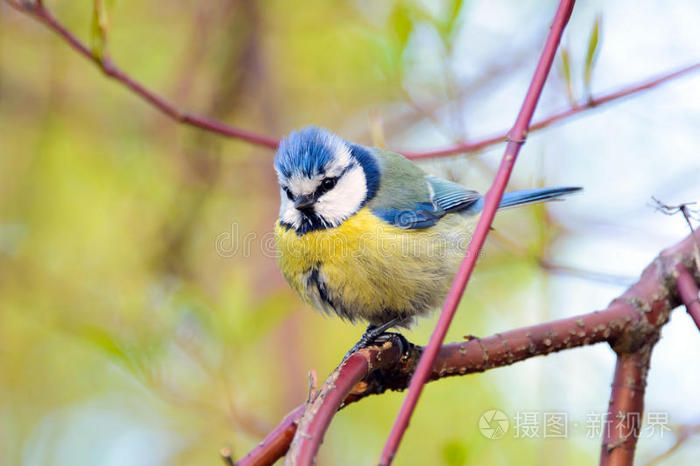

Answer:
[294,195,314,210]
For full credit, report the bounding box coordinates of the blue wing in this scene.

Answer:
[365,147,580,230]
[426,176,482,213]
[372,176,481,229]
[372,178,581,230]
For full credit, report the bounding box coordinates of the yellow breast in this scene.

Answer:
[274,207,476,325]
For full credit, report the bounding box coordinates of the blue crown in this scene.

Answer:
[274,126,347,179]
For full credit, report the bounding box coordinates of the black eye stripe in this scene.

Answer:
[283,163,356,202]
[314,163,356,197]
[314,177,337,197]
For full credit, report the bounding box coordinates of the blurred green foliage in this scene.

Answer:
[0,1,597,465]
[583,14,601,100]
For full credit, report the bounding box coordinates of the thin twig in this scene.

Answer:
[220,447,235,466]
[538,258,635,286]
[5,1,700,159]
[644,422,700,466]
[306,370,318,405]
[488,230,635,286]
[403,62,700,159]
[651,196,700,271]
[3,1,279,149]
[286,341,404,465]
[239,229,700,466]
[235,405,305,466]
[378,2,577,464]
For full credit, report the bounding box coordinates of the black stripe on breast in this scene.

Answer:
[307,267,335,311]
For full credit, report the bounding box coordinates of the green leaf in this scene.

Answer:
[390,3,413,52]
[435,0,465,45]
[446,0,465,34]
[558,47,575,105]
[91,0,110,61]
[583,15,602,99]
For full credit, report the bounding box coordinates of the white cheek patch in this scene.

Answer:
[279,189,302,228]
[314,165,367,227]
[277,139,365,230]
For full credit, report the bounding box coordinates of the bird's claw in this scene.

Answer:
[341,321,410,364]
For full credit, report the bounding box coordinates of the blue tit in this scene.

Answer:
[274,126,580,341]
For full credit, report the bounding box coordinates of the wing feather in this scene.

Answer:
[371,175,481,229]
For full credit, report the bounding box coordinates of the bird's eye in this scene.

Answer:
[321,177,337,190]
[283,187,293,200]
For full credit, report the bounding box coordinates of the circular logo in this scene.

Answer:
[478,410,509,439]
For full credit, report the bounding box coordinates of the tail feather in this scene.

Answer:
[470,186,582,212]
[498,186,582,209]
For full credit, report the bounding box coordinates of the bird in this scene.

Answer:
[273,126,580,351]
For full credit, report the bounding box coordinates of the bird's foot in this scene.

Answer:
[341,319,409,363]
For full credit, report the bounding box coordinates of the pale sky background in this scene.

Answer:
[391,0,700,463]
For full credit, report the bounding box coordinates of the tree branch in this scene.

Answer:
[4,1,279,149]
[676,266,700,331]
[4,1,699,159]
[235,405,305,466]
[600,351,653,466]
[378,2,577,463]
[645,421,700,466]
[7,3,700,463]
[241,229,700,466]
[403,62,700,160]
[285,340,405,465]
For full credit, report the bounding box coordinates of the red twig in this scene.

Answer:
[600,351,652,466]
[239,229,700,465]
[676,266,700,331]
[242,227,700,465]
[7,2,700,464]
[378,2,576,463]
[404,62,700,159]
[598,231,681,466]
[236,405,305,466]
[286,341,404,465]
[6,2,699,160]
[241,303,639,466]
[4,1,279,149]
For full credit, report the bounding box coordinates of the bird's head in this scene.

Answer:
[274,126,379,234]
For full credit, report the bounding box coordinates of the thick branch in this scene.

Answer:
[239,229,700,466]
[600,350,653,466]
